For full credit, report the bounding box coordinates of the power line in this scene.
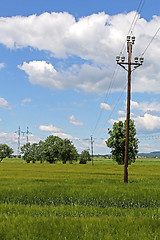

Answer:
[128,0,145,35]
[96,84,127,139]
[120,0,146,55]
[141,26,160,56]
[137,134,160,140]
[91,0,146,137]
[91,64,120,135]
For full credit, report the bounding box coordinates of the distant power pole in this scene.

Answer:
[15,126,21,155]
[116,36,144,183]
[90,135,94,166]
[26,127,32,143]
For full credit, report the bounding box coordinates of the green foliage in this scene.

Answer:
[79,150,91,164]
[106,119,139,165]
[0,144,13,162]
[21,143,39,163]
[42,136,63,163]
[60,139,78,164]
[21,136,78,164]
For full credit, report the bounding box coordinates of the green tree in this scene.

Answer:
[79,150,91,164]
[21,136,78,164]
[42,136,63,163]
[21,141,44,163]
[36,140,44,163]
[106,119,139,165]
[0,144,13,162]
[21,143,36,163]
[60,139,78,164]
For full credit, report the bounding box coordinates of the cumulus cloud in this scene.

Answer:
[18,61,119,93]
[21,98,32,106]
[100,102,111,110]
[18,61,63,90]
[118,110,125,116]
[69,115,84,126]
[0,63,5,69]
[0,132,41,153]
[39,124,63,133]
[0,12,119,61]
[0,11,158,93]
[0,98,11,109]
[134,113,160,133]
[0,132,18,145]
[51,132,79,140]
[131,100,160,114]
[39,123,79,141]
[108,113,160,134]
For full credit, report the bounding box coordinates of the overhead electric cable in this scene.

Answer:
[91,64,120,135]
[95,83,127,139]
[141,26,160,56]
[91,0,146,137]
[121,0,145,55]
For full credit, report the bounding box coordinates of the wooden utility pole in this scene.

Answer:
[124,41,132,183]
[116,36,144,183]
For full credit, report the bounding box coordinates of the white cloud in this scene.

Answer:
[0,63,5,69]
[0,12,119,61]
[134,113,160,133]
[0,132,41,154]
[39,123,80,141]
[108,113,160,134]
[39,124,63,133]
[0,11,158,94]
[138,142,160,153]
[131,100,160,113]
[0,132,18,145]
[18,61,124,93]
[0,98,11,109]
[18,61,64,90]
[69,115,84,126]
[51,132,78,141]
[118,110,125,116]
[100,103,111,110]
[21,98,32,106]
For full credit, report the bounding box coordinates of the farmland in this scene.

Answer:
[0,158,160,239]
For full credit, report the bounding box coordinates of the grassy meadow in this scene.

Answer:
[0,158,160,239]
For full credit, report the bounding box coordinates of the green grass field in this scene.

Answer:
[0,158,160,239]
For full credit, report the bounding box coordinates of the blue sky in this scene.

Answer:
[0,0,160,154]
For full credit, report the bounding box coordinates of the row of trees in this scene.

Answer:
[0,120,138,165]
[21,135,91,164]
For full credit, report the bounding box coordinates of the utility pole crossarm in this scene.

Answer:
[116,36,144,183]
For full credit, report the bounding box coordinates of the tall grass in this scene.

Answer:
[0,161,160,239]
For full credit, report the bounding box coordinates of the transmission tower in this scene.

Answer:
[26,127,32,143]
[15,126,21,156]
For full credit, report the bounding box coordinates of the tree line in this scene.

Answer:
[21,135,91,164]
[0,119,138,165]
[0,135,91,164]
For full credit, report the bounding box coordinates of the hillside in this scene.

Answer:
[137,151,160,158]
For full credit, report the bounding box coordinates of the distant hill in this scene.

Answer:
[137,151,160,158]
